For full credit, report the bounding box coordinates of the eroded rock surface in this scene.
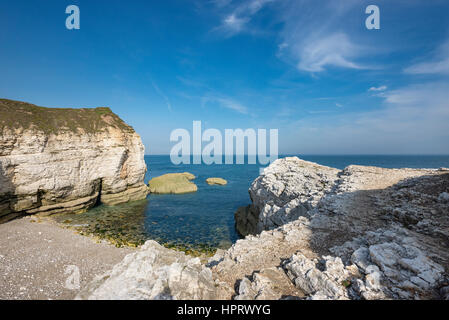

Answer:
[77,240,216,300]
[221,158,449,300]
[80,157,449,300]
[239,158,339,236]
[0,99,148,222]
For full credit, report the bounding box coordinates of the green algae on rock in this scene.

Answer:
[148,172,198,194]
[51,199,220,257]
[206,177,228,185]
[52,199,150,248]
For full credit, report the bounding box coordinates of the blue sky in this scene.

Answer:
[1,0,448,154]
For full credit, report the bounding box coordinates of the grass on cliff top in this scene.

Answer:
[0,98,135,134]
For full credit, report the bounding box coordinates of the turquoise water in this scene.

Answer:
[54,155,449,251]
[142,155,261,249]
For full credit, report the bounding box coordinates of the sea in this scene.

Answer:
[53,155,449,252]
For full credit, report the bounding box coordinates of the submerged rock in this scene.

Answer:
[0,99,148,222]
[148,172,197,194]
[206,177,227,185]
[76,240,216,300]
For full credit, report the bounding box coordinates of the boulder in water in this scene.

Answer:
[206,177,227,186]
[148,172,197,194]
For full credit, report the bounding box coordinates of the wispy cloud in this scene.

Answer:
[282,81,449,154]
[297,33,365,72]
[221,14,248,34]
[275,0,374,73]
[405,38,449,75]
[151,81,172,112]
[202,95,249,114]
[214,0,274,36]
[178,76,250,115]
[369,85,387,92]
[211,0,376,73]
[383,82,449,109]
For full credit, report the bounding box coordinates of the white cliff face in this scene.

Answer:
[0,99,148,222]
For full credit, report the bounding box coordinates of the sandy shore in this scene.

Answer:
[0,216,133,300]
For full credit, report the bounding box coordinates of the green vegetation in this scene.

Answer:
[0,98,134,134]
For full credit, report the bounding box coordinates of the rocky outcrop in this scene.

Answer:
[206,177,227,185]
[235,158,339,236]
[77,240,216,300]
[218,157,449,300]
[148,172,197,194]
[0,99,148,222]
[80,157,449,300]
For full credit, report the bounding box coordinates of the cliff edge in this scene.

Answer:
[0,99,148,222]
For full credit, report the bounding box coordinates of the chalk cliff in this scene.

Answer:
[0,99,148,222]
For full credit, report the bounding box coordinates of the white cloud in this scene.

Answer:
[177,77,250,115]
[281,82,449,154]
[335,103,343,108]
[217,98,248,114]
[297,33,364,72]
[222,14,248,33]
[384,83,449,110]
[405,38,449,75]
[214,0,274,36]
[368,85,387,92]
[212,0,374,72]
[405,58,449,75]
[202,96,249,114]
[278,42,288,51]
[275,0,373,74]
[246,0,273,14]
